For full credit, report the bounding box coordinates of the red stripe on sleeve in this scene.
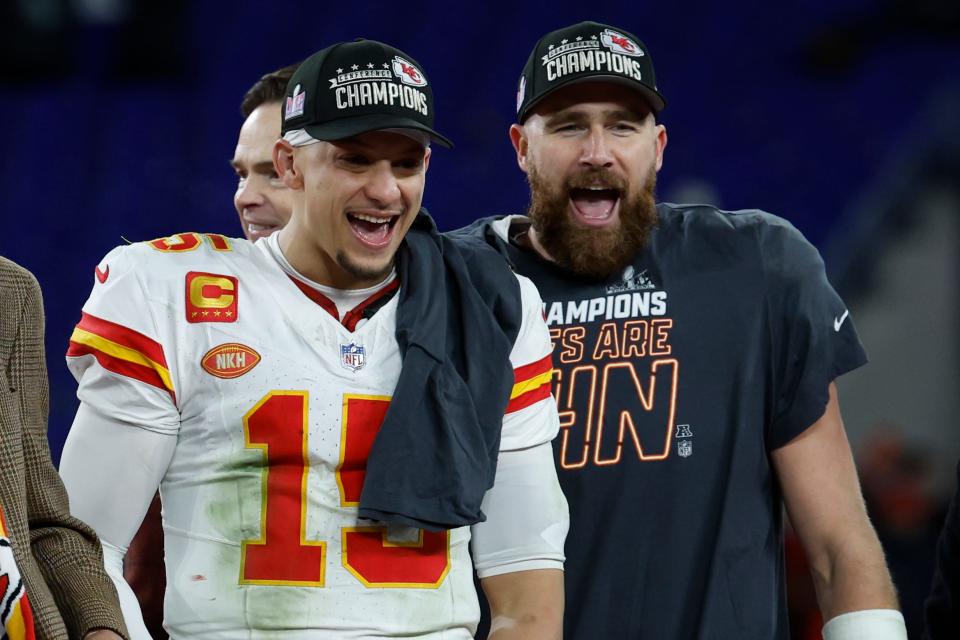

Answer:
[74,312,168,368]
[505,382,552,414]
[513,353,553,384]
[66,340,177,404]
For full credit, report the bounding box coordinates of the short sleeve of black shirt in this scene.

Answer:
[759,215,867,449]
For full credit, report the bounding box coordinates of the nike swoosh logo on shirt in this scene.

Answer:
[833,310,849,332]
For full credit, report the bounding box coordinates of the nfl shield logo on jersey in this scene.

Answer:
[677,440,693,458]
[340,343,366,372]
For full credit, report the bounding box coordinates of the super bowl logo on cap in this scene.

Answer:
[392,56,427,87]
[285,83,306,120]
[600,29,644,57]
[340,342,366,372]
[516,75,526,113]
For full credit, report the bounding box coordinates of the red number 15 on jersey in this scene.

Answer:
[240,392,450,588]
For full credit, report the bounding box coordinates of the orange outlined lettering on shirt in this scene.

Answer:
[550,320,680,469]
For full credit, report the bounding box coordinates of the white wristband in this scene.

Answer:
[822,609,907,640]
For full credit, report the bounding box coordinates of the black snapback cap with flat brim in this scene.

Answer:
[282,39,453,148]
[516,21,666,122]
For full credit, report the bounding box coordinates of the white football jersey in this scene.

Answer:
[66,232,559,639]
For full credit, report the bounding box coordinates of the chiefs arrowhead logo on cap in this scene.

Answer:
[201,343,260,379]
[392,56,427,87]
[600,29,644,57]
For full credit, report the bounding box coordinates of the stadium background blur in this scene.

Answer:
[1,1,958,637]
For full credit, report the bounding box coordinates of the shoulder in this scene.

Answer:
[93,232,263,288]
[0,256,40,298]
[0,257,41,323]
[655,202,816,272]
[656,201,797,238]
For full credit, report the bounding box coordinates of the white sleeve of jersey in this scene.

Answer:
[101,541,154,640]
[60,403,175,548]
[471,441,568,578]
[66,244,180,435]
[501,274,560,451]
[59,402,175,640]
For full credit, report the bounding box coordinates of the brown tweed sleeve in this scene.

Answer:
[6,260,129,640]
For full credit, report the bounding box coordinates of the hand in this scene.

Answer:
[83,630,124,640]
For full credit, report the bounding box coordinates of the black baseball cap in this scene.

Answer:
[281,38,453,148]
[516,21,666,122]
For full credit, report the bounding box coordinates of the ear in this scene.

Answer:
[273,139,303,190]
[654,124,668,172]
[422,145,432,174]
[508,123,530,174]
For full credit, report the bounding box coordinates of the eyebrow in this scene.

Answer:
[229,160,276,174]
[545,107,648,125]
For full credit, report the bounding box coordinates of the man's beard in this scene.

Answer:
[526,164,658,279]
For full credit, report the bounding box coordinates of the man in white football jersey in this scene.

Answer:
[59,39,567,639]
[124,63,304,640]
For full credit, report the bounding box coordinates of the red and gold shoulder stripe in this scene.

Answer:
[67,312,176,404]
[506,353,554,414]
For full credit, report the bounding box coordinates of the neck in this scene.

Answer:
[277,223,385,290]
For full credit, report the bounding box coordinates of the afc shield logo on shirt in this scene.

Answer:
[186,272,238,323]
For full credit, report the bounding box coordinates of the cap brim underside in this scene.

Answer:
[303,114,454,149]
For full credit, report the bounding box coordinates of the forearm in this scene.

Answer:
[482,569,563,640]
[488,609,562,640]
[101,541,154,640]
[809,528,899,619]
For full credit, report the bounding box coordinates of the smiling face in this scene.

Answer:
[274,130,430,289]
[231,103,295,242]
[510,82,667,277]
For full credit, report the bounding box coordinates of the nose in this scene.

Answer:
[235,176,265,211]
[579,127,614,169]
[364,161,402,206]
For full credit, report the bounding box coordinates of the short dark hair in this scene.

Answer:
[240,62,300,118]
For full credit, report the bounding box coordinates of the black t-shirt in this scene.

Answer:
[463,203,867,639]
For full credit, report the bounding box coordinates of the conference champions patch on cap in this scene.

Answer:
[281,39,452,147]
[516,21,666,122]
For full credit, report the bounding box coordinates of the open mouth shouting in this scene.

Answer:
[347,210,403,249]
[568,185,622,227]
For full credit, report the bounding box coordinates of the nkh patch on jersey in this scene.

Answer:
[201,343,260,379]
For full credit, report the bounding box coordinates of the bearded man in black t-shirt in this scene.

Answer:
[459,20,907,640]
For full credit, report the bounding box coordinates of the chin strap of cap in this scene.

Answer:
[822,609,907,640]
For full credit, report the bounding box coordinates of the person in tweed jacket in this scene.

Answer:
[0,256,127,640]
